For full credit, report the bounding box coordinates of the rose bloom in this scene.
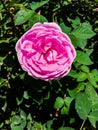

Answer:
[15,22,76,81]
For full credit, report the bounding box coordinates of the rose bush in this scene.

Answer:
[15,22,76,81]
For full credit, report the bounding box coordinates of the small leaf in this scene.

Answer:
[14,9,33,25]
[67,88,78,99]
[76,50,93,65]
[87,73,98,88]
[70,118,75,124]
[80,65,89,73]
[23,91,29,99]
[11,125,23,130]
[0,40,9,44]
[67,83,85,99]
[20,120,26,129]
[45,120,54,129]
[60,22,71,34]
[2,101,7,112]
[19,73,25,80]
[84,48,93,56]
[54,97,64,109]
[63,1,69,5]
[77,83,85,92]
[61,106,69,115]
[20,110,26,120]
[71,22,96,39]
[88,110,98,128]
[71,17,81,28]
[30,1,48,11]
[76,39,87,49]
[68,70,78,78]
[75,93,92,120]
[69,34,88,49]
[64,97,73,108]
[69,34,78,48]
[77,72,87,82]
[67,88,77,99]
[91,69,98,82]
[85,84,98,110]
[27,122,32,130]
[16,97,23,105]
[11,115,21,125]
[27,113,32,121]
[0,122,3,129]
[0,56,7,62]
[0,4,3,11]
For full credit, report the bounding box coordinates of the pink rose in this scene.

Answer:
[15,22,76,81]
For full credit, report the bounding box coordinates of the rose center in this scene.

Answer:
[43,48,57,62]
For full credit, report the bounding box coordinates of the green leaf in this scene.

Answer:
[87,73,98,88]
[16,97,23,105]
[2,101,7,112]
[0,40,9,44]
[30,1,48,10]
[27,113,32,121]
[60,22,71,34]
[61,106,69,115]
[85,84,98,110]
[34,122,42,129]
[79,65,89,73]
[84,48,93,56]
[14,9,33,25]
[70,118,75,124]
[20,110,26,120]
[75,93,92,120]
[88,110,98,128]
[19,73,25,80]
[69,34,78,48]
[0,122,3,129]
[91,69,98,82]
[29,13,48,27]
[71,22,96,39]
[0,78,8,88]
[67,83,85,99]
[64,97,73,108]
[76,39,87,49]
[71,17,81,28]
[68,70,78,78]
[45,120,54,129]
[69,34,87,49]
[27,122,32,130]
[54,97,64,109]
[0,56,7,62]
[0,4,3,11]
[77,83,85,92]
[20,120,26,129]
[67,88,78,99]
[11,115,21,125]
[77,72,87,82]
[23,91,29,99]
[11,125,23,130]
[76,50,93,65]
[63,1,69,5]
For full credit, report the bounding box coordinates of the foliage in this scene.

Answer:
[0,0,98,129]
